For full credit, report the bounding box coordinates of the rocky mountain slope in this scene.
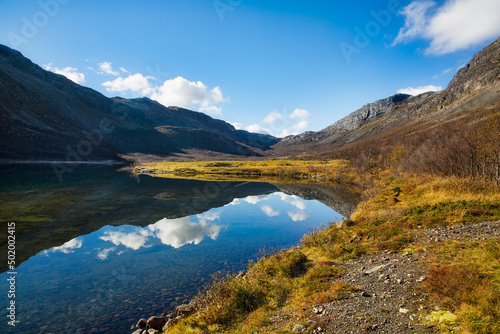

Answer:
[0,44,278,161]
[274,36,500,155]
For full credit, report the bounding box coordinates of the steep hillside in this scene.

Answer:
[273,37,500,155]
[0,44,278,161]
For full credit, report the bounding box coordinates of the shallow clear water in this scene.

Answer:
[0,165,353,334]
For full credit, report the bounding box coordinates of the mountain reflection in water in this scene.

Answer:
[0,165,361,334]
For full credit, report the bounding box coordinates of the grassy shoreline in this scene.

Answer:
[135,160,500,333]
[134,160,356,184]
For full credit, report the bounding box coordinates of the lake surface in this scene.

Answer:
[0,165,359,334]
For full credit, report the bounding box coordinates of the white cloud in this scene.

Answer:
[246,124,273,135]
[290,108,312,120]
[102,73,156,96]
[96,247,116,260]
[149,217,222,249]
[49,238,83,254]
[244,195,271,205]
[43,63,86,84]
[279,193,307,210]
[100,63,229,116]
[227,198,242,206]
[229,122,243,130]
[397,85,443,96]
[261,205,280,217]
[98,61,120,76]
[392,1,436,45]
[197,211,221,224]
[263,112,283,125]
[393,0,500,55]
[251,108,313,138]
[288,211,311,222]
[150,77,227,116]
[293,120,309,132]
[100,230,151,250]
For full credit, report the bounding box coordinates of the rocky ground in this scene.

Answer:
[132,220,500,334]
[266,220,500,334]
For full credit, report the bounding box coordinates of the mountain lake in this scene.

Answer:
[0,164,360,333]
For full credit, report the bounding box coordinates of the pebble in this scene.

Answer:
[293,324,305,332]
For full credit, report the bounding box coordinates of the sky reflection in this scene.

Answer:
[40,192,322,262]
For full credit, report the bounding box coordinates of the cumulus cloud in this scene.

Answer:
[393,0,500,55]
[197,211,221,224]
[43,63,86,84]
[150,77,226,116]
[263,112,283,125]
[246,124,273,135]
[398,85,443,96]
[98,61,120,76]
[227,198,242,206]
[148,217,222,249]
[247,108,313,137]
[229,122,243,130]
[292,120,309,132]
[290,108,312,120]
[261,205,280,217]
[244,195,271,205]
[279,193,307,210]
[103,74,228,117]
[100,230,151,250]
[96,247,116,260]
[288,211,311,222]
[48,238,83,254]
[102,73,156,96]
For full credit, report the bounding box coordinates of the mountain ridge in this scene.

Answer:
[1,37,499,162]
[0,44,279,161]
[273,36,500,154]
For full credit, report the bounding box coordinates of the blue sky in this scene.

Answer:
[1,0,499,137]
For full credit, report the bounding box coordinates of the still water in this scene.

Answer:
[0,165,358,333]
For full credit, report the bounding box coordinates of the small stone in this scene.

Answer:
[397,279,403,284]
[313,306,324,314]
[435,306,442,311]
[399,308,410,314]
[175,303,195,317]
[364,264,387,275]
[146,316,165,331]
[416,276,426,283]
[293,324,305,332]
[136,318,147,329]
[361,291,371,297]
